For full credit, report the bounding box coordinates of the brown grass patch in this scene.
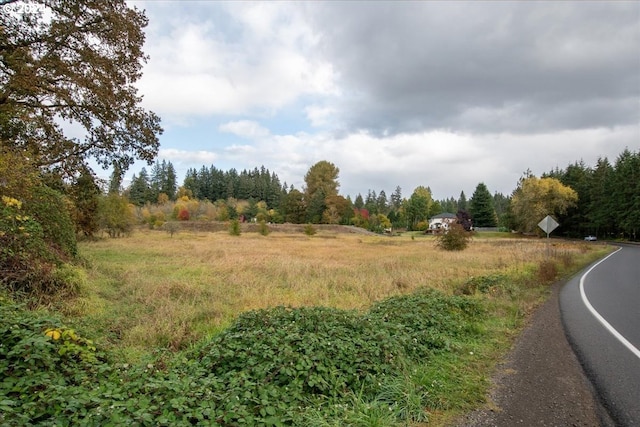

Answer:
[72,229,610,357]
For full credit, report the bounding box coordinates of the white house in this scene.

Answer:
[428,213,457,231]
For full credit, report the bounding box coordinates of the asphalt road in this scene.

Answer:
[560,244,640,426]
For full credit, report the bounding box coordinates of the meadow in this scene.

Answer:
[68,228,591,358]
[3,226,610,426]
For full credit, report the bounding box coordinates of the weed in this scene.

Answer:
[304,223,317,236]
[536,259,558,283]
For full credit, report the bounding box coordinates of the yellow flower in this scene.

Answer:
[1,196,21,209]
[45,328,61,340]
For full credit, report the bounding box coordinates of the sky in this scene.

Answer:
[122,1,639,201]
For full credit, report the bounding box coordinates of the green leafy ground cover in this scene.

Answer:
[2,289,488,426]
[1,235,611,426]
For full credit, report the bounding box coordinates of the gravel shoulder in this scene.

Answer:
[454,279,615,427]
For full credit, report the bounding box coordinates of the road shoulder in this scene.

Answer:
[455,279,614,427]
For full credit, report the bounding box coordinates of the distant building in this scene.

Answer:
[428,213,457,231]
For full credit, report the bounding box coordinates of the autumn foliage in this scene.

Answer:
[177,208,190,221]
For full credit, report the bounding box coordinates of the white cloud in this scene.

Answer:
[219,120,270,139]
[159,148,218,165]
[125,2,638,203]
[137,3,337,124]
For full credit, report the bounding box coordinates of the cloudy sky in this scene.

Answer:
[125,1,639,200]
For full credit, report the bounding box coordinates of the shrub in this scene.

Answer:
[0,297,108,425]
[258,219,270,236]
[436,223,472,251]
[177,207,190,221]
[536,259,558,283]
[368,288,485,357]
[0,195,81,298]
[164,221,179,237]
[455,274,512,296]
[27,185,77,258]
[304,223,317,236]
[1,196,47,287]
[229,219,241,236]
[180,289,485,425]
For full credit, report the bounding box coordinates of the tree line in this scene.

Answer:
[115,148,637,241]
[544,149,639,240]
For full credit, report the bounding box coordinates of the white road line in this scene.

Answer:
[579,247,640,360]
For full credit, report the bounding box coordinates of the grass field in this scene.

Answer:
[6,226,612,426]
[67,228,605,358]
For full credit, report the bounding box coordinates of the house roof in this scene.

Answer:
[430,213,457,220]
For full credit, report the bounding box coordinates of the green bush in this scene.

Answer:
[0,296,108,425]
[0,195,80,298]
[229,219,241,236]
[435,224,472,251]
[304,223,316,236]
[27,185,77,258]
[258,220,270,236]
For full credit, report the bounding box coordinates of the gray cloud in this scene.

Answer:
[304,2,639,135]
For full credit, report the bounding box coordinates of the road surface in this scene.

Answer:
[560,244,640,426]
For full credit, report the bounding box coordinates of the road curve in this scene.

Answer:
[560,244,640,426]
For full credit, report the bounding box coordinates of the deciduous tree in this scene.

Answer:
[510,176,578,233]
[406,186,432,230]
[0,0,163,173]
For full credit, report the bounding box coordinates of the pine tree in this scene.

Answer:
[390,186,402,210]
[128,168,151,206]
[469,183,497,227]
[458,191,468,212]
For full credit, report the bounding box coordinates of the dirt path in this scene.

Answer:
[455,279,615,427]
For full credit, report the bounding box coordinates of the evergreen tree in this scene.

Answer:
[376,190,388,214]
[128,168,151,206]
[587,157,614,238]
[162,161,177,200]
[390,186,402,210]
[108,164,123,195]
[364,190,377,215]
[458,191,467,212]
[469,183,497,227]
[71,169,101,237]
[306,189,327,224]
[354,194,364,209]
[183,168,200,199]
[611,149,640,240]
[548,161,591,237]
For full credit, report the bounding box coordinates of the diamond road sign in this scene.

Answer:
[538,215,559,235]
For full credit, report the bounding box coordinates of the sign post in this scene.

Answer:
[538,215,559,257]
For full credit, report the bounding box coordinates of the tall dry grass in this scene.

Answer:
[69,229,607,357]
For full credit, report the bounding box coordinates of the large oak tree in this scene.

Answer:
[0,0,162,174]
